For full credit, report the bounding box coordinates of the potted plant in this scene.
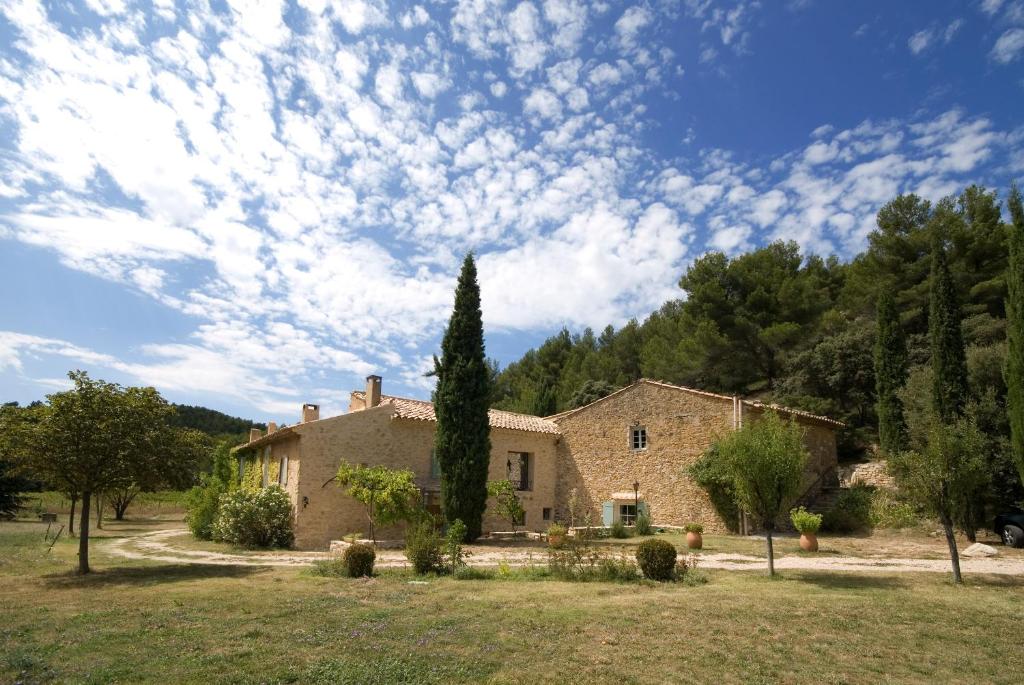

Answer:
[684,523,703,549]
[790,506,822,552]
[547,522,567,548]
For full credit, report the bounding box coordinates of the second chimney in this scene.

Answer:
[249,427,263,443]
[366,375,382,408]
[302,403,320,423]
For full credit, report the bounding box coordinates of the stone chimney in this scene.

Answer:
[249,427,263,443]
[302,403,320,423]
[366,375,382,408]
[267,421,278,434]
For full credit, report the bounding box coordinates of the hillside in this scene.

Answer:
[168,404,264,439]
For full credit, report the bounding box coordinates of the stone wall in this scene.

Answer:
[838,461,895,489]
[285,406,558,549]
[553,383,839,534]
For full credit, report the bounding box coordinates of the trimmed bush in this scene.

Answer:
[405,518,443,574]
[790,506,822,534]
[609,519,629,538]
[636,538,678,581]
[683,523,704,534]
[343,543,376,577]
[634,513,653,536]
[212,486,294,548]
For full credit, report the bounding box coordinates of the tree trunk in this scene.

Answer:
[113,498,131,520]
[765,529,775,577]
[78,491,91,574]
[940,514,962,584]
[68,495,77,537]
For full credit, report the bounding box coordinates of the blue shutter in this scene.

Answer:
[637,502,649,518]
[602,501,614,526]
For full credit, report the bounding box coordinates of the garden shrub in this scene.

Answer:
[595,553,641,582]
[683,523,704,534]
[789,506,822,534]
[822,485,873,533]
[405,518,443,574]
[634,513,653,536]
[184,478,223,541]
[343,543,376,577]
[609,519,629,538]
[212,486,294,548]
[868,489,922,529]
[675,553,706,586]
[635,538,678,581]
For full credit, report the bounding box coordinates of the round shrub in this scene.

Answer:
[789,506,822,534]
[636,538,678,581]
[212,486,294,548]
[343,543,376,577]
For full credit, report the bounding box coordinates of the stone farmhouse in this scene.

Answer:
[236,375,842,549]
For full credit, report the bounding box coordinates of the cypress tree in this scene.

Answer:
[1007,184,1024,482]
[433,253,492,541]
[874,291,908,454]
[929,227,969,423]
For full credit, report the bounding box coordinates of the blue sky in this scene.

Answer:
[1,0,1022,422]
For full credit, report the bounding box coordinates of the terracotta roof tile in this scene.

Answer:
[352,392,562,435]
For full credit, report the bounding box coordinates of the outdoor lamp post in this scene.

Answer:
[633,480,640,524]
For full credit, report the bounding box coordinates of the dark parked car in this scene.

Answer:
[994,510,1024,548]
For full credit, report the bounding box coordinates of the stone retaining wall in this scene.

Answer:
[838,461,896,489]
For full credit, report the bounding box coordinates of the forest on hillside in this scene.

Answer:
[167,404,264,443]
[491,185,1013,476]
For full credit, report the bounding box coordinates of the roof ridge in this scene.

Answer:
[352,390,553,420]
[549,378,842,427]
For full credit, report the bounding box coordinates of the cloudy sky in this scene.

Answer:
[1,0,1022,422]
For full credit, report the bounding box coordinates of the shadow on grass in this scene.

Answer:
[782,571,908,590]
[42,563,271,588]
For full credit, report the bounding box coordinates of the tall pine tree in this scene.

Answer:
[1007,184,1024,483]
[929,225,969,423]
[874,291,908,454]
[433,253,492,541]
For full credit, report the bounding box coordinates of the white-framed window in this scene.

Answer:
[620,503,637,525]
[430,449,441,479]
[278,455,288,486]
[630,426,647,451]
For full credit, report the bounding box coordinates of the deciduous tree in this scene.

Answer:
[335,462,419,544]
[711,411,809,576]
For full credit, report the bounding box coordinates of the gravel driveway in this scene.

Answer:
[106,529,1024,575]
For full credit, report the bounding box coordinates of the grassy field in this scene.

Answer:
[17,490,187,519]
[2,519,1023,684]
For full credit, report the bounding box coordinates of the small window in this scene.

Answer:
[542,507,552,521]
[630,427,647,451]
[278,456,288,486]
[620,504,637,525]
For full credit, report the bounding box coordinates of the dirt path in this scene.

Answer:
[105,529,1024,575]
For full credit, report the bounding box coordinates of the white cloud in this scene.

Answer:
[908,29,933,54]
[615,6,652,49]
[991,28,1024,63]
[523,87,562,121]
[490,80,508,97]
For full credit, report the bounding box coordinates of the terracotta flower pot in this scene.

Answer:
[799,532,818,552]
[686,531,703,549]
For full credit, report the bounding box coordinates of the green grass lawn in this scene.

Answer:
[2,520,1023,684]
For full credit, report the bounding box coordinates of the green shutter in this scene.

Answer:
[602,501,614,526]
[637,502,649,519]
